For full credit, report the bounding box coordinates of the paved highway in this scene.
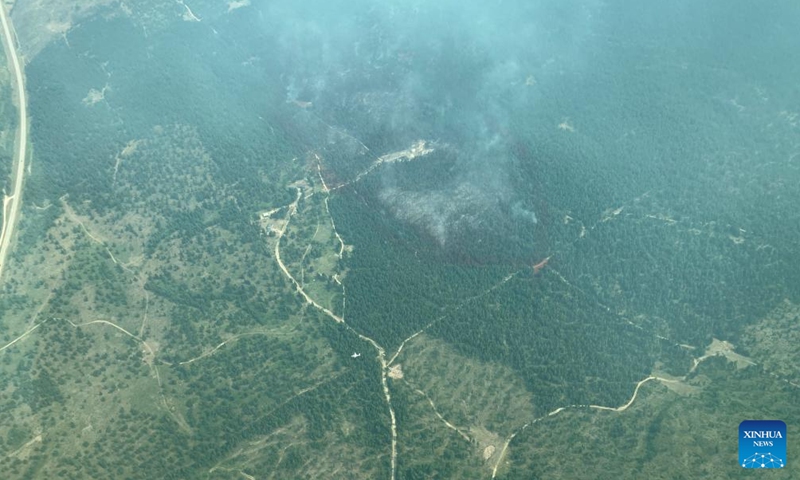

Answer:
[0,2,27,281]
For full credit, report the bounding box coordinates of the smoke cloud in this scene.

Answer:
[257,0,601,261]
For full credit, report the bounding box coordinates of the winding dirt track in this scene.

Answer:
[0,2,27,281]
[273,184,399,479]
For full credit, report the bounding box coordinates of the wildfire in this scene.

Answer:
[532,256,551,274]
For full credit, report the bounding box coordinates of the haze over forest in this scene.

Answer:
[0,0,798,478]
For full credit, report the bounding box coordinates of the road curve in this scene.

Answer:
[0,2,27,281]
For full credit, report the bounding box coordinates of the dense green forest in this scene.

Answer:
[0,0,798,478]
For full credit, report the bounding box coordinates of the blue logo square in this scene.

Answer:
[739,420,786,468]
